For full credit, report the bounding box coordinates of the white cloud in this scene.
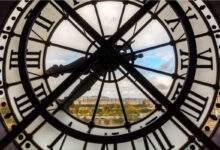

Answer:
[45,1,174,100]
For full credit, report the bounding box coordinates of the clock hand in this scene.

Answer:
[51,51,142,111]
[44,43,132,78]
[61,63,106,110]
[45,52,142,78]
[59,52,143,110]
[0,54,100,148]
[114,40,135,52]
[45,57,88,78]
[54,2,220,149]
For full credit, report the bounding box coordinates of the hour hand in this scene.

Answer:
[45,57,88,78]
[45,64,62,78]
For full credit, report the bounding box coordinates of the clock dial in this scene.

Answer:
[0,0,219,149]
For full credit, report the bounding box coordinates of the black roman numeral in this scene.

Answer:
[165,7,198,32]
[9,50,41,69]
[172,83,209,121]
[26,10,55,31]
[180,48,213,70]
[101,144,109,150]
[14,84,47,118]
[143,127,174,150]
[47,122,72,150]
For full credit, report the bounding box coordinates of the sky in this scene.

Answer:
[46,2,175,99]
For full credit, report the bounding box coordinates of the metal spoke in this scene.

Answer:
[1,30,90,55]
[125,3,168,44]
[83,142,88,150]
[51,42,91,55]
[118,61,219,149]
[67,18,100,48]
[118,60,170,107]
[126,17,154,44]
[49,1,99,49]
[112,71,129,125]
[118,67,157,106]
[90,73,106,124]
[108,71,112,81]
[1,0,218,149]
[55,0,158,47]
[132,28,220,55]
[132,23,138,36]
[134,64,174,77]
[94,3,105,36]
[108,1,158,44]
[55,1,106,48]
[113,2,219,148]
[117,3,126,30]
[134,41,173,54]
[0,3,101,143]
[0,56,97,148]
[61,71,100,110]
[134,64,216,88]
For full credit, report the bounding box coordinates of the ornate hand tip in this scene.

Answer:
[45,65,60,78]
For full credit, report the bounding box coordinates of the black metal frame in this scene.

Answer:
[15,0,207,146]
[197,1,220,144]
[39,0,178,130]
[0,0,219,149]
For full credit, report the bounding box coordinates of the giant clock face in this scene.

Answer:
[0,0,220,149]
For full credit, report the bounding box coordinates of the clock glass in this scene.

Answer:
[0,0,220,150]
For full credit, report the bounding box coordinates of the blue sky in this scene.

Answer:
[135,45,175,74]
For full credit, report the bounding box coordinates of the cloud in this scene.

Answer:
[153,75,172,90]
[45,46,84,68]
[159,58,175,73]
[44,2,175,100]
[131,20,170,50]
[46,59,66,68]
[135,45,175,74]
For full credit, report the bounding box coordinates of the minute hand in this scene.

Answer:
[62,63,106,110]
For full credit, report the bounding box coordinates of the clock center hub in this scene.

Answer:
[85,37,142,83]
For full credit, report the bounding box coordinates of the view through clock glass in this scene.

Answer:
[0,0,220,150]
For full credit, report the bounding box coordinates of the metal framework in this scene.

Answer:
[0,0,219,149]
